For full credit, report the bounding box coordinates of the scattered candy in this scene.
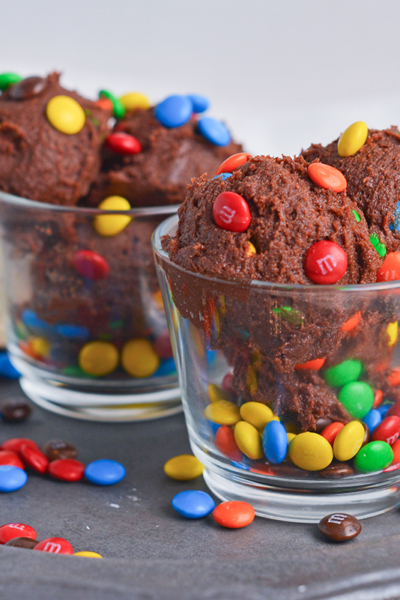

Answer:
[212,172,232,181]
[94,196,132,237]
[99,89,125,119]
[198,117,231,146]
[319,463,355,479]
[321,422,344,446]
[213,191,251,233]
[307,163,347,193]
[0,72,22,90]
[74,551,102,558]
[1,438,38,453]
[386,402,400,418]
[246,241,256,256]
[295,358,326,370]
[240,401,274,431]
[362,409,382,434]
[318,513,362,542]
[0,523,36,544]
[208,383,231,403]
[0,451,24,470]
[216,153,251,175]
[48,458,85,482]
[46,95,85,135]
[55,324,89,340]
[337,121,368,157]
[164,455,204,481]
[9,76,47,100]
[212,501,255,529]
[352,210,361,223]
[154,330,173,359]
[0,466,27,492]
[324,359,362,388]
[43,440,77,462]
[94,98,113,111]
[187,94,210,114]
[370,233,386,258]
[376,252,400,282]
[262,421,288,464]
[304,240,347,284]
[387,322,398,346]
[84,459,126,486]
[215,425,242,462]
[234,421,263,460]
[121,338,160,378]
[390,438,400,465]
[72,249,110,280]
[354,441,393,472]
[341,312,361,332]
[155,95,192,128]
[119,91,150,112]
[172,490,215,519]
[371,416,400,445]
[333,421,364,461]
[204,400,241,426]
[377,404,392,418]
[105,132,141,155]
[0,398,30,422]
[20,444,48,474]
[5,537,38,549]
[34,537,73,555]
[338,381,374,419]
[79,341,119,376]
[372,390,384,409]
[288,432,333,471]
[0,352,20,379]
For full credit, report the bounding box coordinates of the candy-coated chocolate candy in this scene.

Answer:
[84,459,126,486]
[246,241,256,256]
[321,422,344,445]
[153,357,176,377]
[213,191,251,233]
[338,121,368,157]
[94,98,113,111]
[55,324,89,340]
[376,252,400,282]
[287,432,296,444]
[289,432,333,471]
[338,382,374,419]
[198,117,231,146]
[372,389,384,409]
[222,373,234,393]
[324,359,363,388]
[155,95,192,128]
[234,421,263,460]
[204,400,241,426]
[362,409,382,434]
[341,311,361,332]
[72,249,109,280]
[172,490,215,519]
[318,513,362,542]
[105,132,141,155]
[354,441,393,472]
[370,233,386,258]
[94,196,132,237]
[9,76,47,100]
[212,172,232,181]
[0,72,22,90]
[319,462,355,479]
[389,368,400,387]
[154,330,173,359]
[240,402,274,430]
[5,537,38,549]
[0,523,36,544]
[387,402,400,419]
[0,398,31,422]
[0,352,20,379]
[377,404,392,418]
[307,163,347,192]
[187,94,210,113]
[371,415,400,445]
[390,438,400,465]
[21,310,50,332]
[46,95,85,135]
[387,322,398,346]
[48,458,85,482]
[1,438,38,453]
[295,358,326,370]
[352,210,361,222]
[79,341,119,376]
[99,89,125,119]
[30,337,50,358]
[212,501,255,529]
[304,240,347,284]
[208,383,232,403]
[119,91,150,112]
[315,418,333,433]
[43,439,77,462]
[20,444,48,474]
[164,455,204,481]
[215,425,242,462]
[333,421,364,461]
[0,466,27,492]
[0,451,24,470]
[74,551,102,558]
[262,421,288,464]
[216,153,252,175]
[34,537,73,555]
[362,423,370,446]
[121,338,160,378]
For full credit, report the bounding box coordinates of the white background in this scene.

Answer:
[2,0,400,155]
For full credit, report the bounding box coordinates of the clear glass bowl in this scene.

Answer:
[0,191,181,421]
[153,215,400,522]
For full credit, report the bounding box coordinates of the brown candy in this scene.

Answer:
[0,398,31,422]
[315,418,333,433]
[43,439,77,462]
[362,423,370,447]
[9,76,47,100]
[318,513,362,542]
[319,462,355,479]
[269,463,309,478]
[5,537,38,549]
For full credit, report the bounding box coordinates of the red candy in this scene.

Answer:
[389,368,400,387]
[213,192,251,233]
[1,438,38,453]
[376,252,400,282]
[372,416,400,445]
[216,152,252,175]
[222,373,234,393]
[304,240,348,284]
[386,401,400,418]
[20,444,49,474]
[215,425,242,462]
[105,132,141,155]
[0,450,24,470]
[47,458,85,482]
[212,501,255,529]
[0,523,36,545]
[295,358,326,371]
[34,536,73,555]
[321,422,345,446]
[72,250,109,281]
[390,438,400,465]
[307,163,347,193]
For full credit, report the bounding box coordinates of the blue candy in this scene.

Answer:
[230,459,250,470]
[153,357,177,377]
[198,117,231,146]
[207,419,221,435]
[155,95,192,128]
[0,352,20,379]
[262,421,288,464]
[85,459,126,486]
[21,309,50,331]
[0,466,27,492]
[212,173,232,181]
[187,94,210,114]
[377,404,392,418]
[172,490,215,519]
[363,409,382,433]
[55,324,90,340]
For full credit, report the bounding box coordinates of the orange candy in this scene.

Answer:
[216,153,252,175]
[389,367,400,387]
[372,389,384,409]
[377,252,400,282]
[307,163,347,193]
[215,425,242,462]
[391,439,400,465]
[212,501,255,529]
[94,98,113,111]
[341,311,361,332]
[321,422,345,446]
[295,358,326,371]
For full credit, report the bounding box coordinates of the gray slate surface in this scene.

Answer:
[0,380,399,599]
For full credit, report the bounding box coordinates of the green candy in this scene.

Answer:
[352,210,361,223]
[324,359,362,388]
[338,381,374,419]
[99,89,125,119]
[354,441,393,473]
[63,365,95,378]
[272,306,304,327]
[0,72,22,91]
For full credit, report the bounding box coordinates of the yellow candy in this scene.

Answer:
[121,338,160,378]
[46,95,86,135]
[119,91,151,112]
[79,341,119,376]
[247,241,256,257]
[240,402,274,430]
[234,421,263,459]
[288,432,333,471]
[387,322,398,347]
[93,196,132,237]
[164,454,203,480]
[31,337,50,358]
[74,551,102,558]
[333,421,364,462]
[287,432,296,444]
[204,400,241,425]
[337,121,368,157]
[208,383,231,403]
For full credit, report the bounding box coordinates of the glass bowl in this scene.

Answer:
[153,215,400,522]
